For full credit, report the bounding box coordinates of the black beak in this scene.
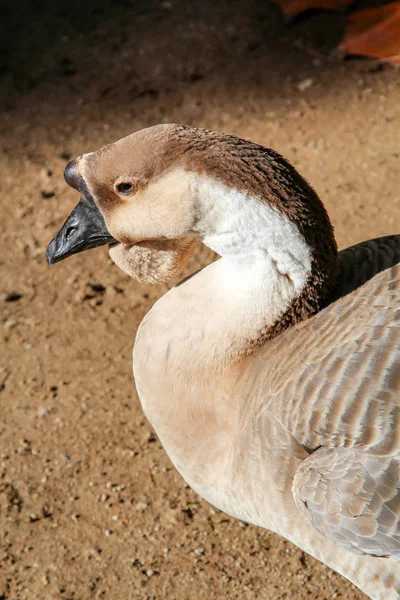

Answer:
[46,160,116,266]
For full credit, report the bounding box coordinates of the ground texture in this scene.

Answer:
[1,0,400,598]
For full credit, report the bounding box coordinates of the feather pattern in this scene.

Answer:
[255,240,400,455]
[293,449,400,557]
[246,237,400,558]
[54,125,400,599]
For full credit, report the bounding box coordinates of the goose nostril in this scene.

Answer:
[65,225,77,240]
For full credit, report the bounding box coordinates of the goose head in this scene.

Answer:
[47,124,338,297]
[46,124,200,283]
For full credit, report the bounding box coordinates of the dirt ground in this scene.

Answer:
[1,0,400,599]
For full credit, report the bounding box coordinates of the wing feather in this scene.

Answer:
[293,448,400,557]
[253,236,400,453]
[249,236,400,556]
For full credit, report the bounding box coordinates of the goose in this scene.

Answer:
[46,124,400,599]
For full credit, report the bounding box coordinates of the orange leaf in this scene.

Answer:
[338,2,400,64]
[273,0,354,19]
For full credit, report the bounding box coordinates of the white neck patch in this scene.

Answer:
[191,174,312,293]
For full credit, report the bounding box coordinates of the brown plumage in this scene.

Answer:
[47,125,400,599]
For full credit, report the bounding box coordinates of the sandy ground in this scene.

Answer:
[1,0,400,599]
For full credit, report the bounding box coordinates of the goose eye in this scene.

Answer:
[115,181,135,195]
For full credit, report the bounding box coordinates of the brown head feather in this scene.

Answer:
[81,124,339,345]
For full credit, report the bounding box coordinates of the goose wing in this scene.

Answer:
[331,235,400,302]
[250,237,400,555]
[253,236,400,453]
[292,447,400,557]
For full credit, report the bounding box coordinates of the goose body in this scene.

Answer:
[47,124,400,599]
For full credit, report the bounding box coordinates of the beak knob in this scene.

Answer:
[64,160,83,191]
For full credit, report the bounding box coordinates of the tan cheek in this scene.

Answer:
[104,201,155,244]
[103,169,195,243]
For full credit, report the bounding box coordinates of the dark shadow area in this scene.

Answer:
[0,0,342,98]
[1,0,395,154]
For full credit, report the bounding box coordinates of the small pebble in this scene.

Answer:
[4,318,17,329]
[297,78,313,92]
[29,513,40,522]
[135,501,148,511]
[37,406,50,418]
[42,504,52,518]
